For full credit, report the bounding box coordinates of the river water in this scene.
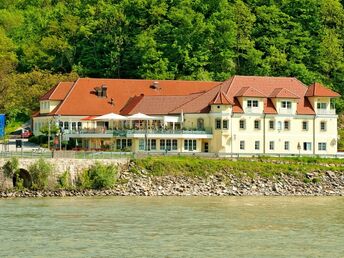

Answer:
[0,197,343,257]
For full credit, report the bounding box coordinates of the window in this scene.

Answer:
[116,139,121,150]
[255,141,260,150]
[172,140,178,150]
[215,119,221,129]
[239,120,246,129]
[303,142,312,151]
[284,120,290,130]
[122,139,126,149]
[302,121,308,131]
[240,140,245,150]
[166,139,172,151]
[184,139,197,151]
[77,122,82,129]
[284,141,290,150]
[223,120,229,129]
[247,100,259,108]
[254,120,260,130]
[281,101,292,109]
[269,141,274,150]
[318,142,327,151]
[320,121,327,131]
[317,102,327,109]
[139,139,145,150]
[64,121,69,130]
[59,121,63,129]
[197,118,204,129]
[277,121,282,130]
[160,140,165,150]
[148,139,156,150]
[72,122,76,131]
[269,120,275,130]
[160,139,172,151]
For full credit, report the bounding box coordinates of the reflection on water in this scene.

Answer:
[0,197,344,257]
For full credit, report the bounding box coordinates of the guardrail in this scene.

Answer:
[1,150,344,159]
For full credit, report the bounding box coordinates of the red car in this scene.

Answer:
[21,129,32,138]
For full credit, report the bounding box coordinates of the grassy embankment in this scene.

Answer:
[2,156,344,192]
[130,156,344,181]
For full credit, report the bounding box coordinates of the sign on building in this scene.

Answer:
[0,114,5,137]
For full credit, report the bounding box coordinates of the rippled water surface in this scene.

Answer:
[0,196,344,257]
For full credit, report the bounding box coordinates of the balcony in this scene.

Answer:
[245,107,261,114]
[278,108,293,115]
[64,128,213,139]
[316,109,336,115]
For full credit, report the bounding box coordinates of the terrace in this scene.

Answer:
[62,113,213,140]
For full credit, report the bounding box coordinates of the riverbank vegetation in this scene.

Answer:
[1,156,344,197]
[1,0,344,127]
[2,156,344,190]
[131,156,344,179]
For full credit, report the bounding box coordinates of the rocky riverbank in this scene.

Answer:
[1,168,344,198]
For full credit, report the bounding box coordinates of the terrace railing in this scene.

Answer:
[66,128,213,137]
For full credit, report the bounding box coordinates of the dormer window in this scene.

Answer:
[317,102,327,109]
[281,101,292,109]
[247,100,258,108]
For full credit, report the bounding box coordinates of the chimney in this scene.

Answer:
[101,84,107,97]
[150,81,161,90]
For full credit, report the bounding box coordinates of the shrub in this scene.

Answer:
[28,158,54,190]
[57,171,73,189]
[77,162,117,189]
[2,157,19,178]
[28,135,48,145]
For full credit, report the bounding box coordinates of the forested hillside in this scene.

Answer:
[1,0,344,122]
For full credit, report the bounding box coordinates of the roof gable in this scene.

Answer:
[40,82,74,101]
[235,87,266,97]
[209,91,233,105]
[305,82,340,97]
[269,88,300,99]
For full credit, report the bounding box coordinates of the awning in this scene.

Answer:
[127,113,161,120]
[81,116,98,121]
[94,113,127,121]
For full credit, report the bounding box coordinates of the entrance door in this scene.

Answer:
[204,142,209,153]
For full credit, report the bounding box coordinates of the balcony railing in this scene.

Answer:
[278,108,293,115]
[65,128,212,137]
[245,107,261,114]
[316,109,336,115]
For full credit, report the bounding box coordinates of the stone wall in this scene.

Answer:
[0,158,129,189]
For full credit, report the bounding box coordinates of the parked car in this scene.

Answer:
[21,129,32,138]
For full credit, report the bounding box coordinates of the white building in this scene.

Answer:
[33,76,340,155]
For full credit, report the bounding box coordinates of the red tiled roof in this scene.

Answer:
[50,78,219,116]
[40,82,74,101]
[269,88,300,99]
[120,94,202,115]
[264,99,277,114]
[170,84,224,114]
[209,91,233,105]
[235,87,266,97]
[232,98,244,113]
[219,76,316,114]
[297,97,315,115]
[38,76,340,117]
[305,82,340,97]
